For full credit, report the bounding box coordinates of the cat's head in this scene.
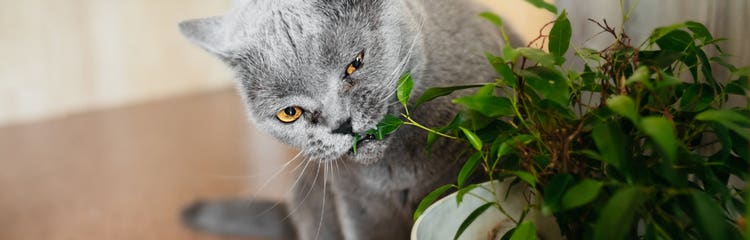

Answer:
[179,0,420,164]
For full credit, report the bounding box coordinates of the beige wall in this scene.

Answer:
[0,0,234,126]
[0,0,551,127]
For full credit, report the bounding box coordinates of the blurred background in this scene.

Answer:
[0,0,746,239]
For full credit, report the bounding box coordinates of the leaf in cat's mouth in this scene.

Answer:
[350,114,403,154]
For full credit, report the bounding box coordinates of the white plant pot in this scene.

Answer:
[411,179,564,240]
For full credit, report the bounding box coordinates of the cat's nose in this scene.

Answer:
[331,118,354,135]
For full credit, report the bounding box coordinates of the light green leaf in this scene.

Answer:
[607,95,639,123]
[454,203,494,240]
[397,72,414,109]
[517,48,556,67]
[548,10,571,60]
[479,12,503,28]
[523,0,557,14]
[453,96,515,117]
[640,117,677,162]
[413,184,454,221]
[696,109,750,141]
[561,179,603,210]
[512,171,536,188]
[459,127,483,151]
[509,221,537,240]
[456,183,479,205]
[625,66,653,90]
[373,115,403,140]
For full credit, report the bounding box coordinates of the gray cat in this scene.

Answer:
[179,0,516,239]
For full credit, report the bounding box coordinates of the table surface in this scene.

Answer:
[0,89,297,240]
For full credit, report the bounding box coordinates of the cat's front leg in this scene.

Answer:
[289,162,344,240]
[332,185,412,240]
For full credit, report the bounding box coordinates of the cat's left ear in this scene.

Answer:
[179,16,232,58]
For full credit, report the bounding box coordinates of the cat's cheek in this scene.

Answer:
[348,139,388,165]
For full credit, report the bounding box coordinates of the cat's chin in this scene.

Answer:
[346,137,389,165]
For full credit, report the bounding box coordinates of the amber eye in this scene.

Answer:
[345,51,365,76]
[276,106,303,123]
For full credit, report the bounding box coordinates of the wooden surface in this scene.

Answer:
[0,89,296,240]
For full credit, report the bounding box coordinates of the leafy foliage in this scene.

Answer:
[402,3,749,239]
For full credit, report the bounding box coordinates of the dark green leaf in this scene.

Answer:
[561,179,603,210]
[523,0,557,14]
[509,221,537,240]
[685,21,714,43]
[548,10,571,60]
[520,66,570,106]
[397,72,414,109]
[415,84,484,108]
[640,117,677,162]
[374,115,403,140]
[413,184,454,221]
[453,96,515,117]
[457,152,482,188]
[592,122,627,170]
[593,186,646,240]
[453,203,494,240]
[690,191,728,240]
[542,174,574,215]
[680,84,715,112]
[517,48,556,67]
[486,53,516,87]
[607,95,639,123]
[459,127,483,151]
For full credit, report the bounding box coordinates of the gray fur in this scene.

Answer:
[179,0,517,239]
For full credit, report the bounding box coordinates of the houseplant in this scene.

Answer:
[362,1,749,239]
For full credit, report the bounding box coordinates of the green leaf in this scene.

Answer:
[680,84,715,112]
[517,47,556,67]
[476,84,496,96]
[457,152,482,188]
[542,174,574,214]
[486,53,516,87]
[561,179,603,210]
[606,95,639,123]
[548,10,571,60]
[640,117,677,162]
[503,45,520,62]
[452,96,515,117]
[459,127,483,151]
[696,109,750,141]
[520,66,570,106]
[649,23,687,44]
[479,12,503,28]
[453,203,494,240]
[685,21,714,43]
[625,66,653,90]
[456,183,479,205]
[690,191,728,240]
[523,0,557,14]
[593,186,646,240]
[512,171,536,188]
[352,134,360,153]
[509,221,537,240]
[592,122,627,170]
[415,84,484,108]
[413,184,454,221]
[397,72,414,109]
[373,115,403,140]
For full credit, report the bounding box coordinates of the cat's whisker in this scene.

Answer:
[212,150,304,180]
[253,155,314,217]
[377,20,425,103]
[249,151,304,194]
[313,161,329,240]
[281,160,323,222]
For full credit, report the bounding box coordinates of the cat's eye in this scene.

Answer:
[345,51,365,76]
[276,106,303,123]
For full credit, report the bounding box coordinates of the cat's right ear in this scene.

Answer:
[179,16,232,58]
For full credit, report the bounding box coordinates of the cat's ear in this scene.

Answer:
[179,16,232,58]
